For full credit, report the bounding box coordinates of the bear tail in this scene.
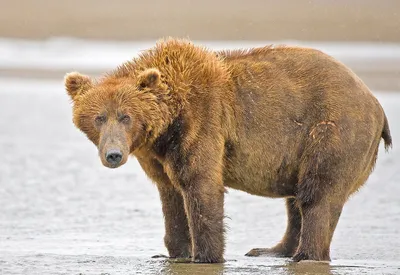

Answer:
[382,113,392,151]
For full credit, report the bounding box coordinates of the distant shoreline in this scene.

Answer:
[1,0,399,42]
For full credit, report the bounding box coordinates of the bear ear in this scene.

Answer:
[64,72,92,100]
[137,68,161,90]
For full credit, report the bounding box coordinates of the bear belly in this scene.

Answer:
[223,171,297,198]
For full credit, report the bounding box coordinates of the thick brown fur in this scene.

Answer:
[65,38,392,263]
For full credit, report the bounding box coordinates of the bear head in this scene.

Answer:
[64,68,173,168]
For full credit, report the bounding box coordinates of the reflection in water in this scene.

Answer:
[150,259,334,275]
[160,261,224,275]
[285,261,333,275]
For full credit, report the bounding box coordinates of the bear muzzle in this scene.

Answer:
[105,149,123,168]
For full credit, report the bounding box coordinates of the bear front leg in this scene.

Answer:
[137,157,191,259]
[168,142,226,263]
[157,184,192,259]
[181,181,225,263]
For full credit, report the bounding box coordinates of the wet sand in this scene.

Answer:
[0,42,400,274]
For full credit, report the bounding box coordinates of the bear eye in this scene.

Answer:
[139,82,147,90]
[119,114,131,124]
[94,115,107,126]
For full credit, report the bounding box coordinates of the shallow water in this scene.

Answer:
[1,42,400,275]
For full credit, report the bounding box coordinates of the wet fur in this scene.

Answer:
[65,38,392,263]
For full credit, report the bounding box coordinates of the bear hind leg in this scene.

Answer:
[245,198,301,257]
[293,133,350,262]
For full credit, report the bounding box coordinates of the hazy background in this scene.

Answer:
[1,1,400,275]
[1,0,400,41]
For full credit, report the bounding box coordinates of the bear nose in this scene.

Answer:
[106,149,123,166]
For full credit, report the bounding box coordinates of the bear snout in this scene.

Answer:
[105,149,123,168]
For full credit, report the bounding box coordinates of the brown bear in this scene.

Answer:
[64,38,392,263]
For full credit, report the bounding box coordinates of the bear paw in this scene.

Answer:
[245,246,294,258]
